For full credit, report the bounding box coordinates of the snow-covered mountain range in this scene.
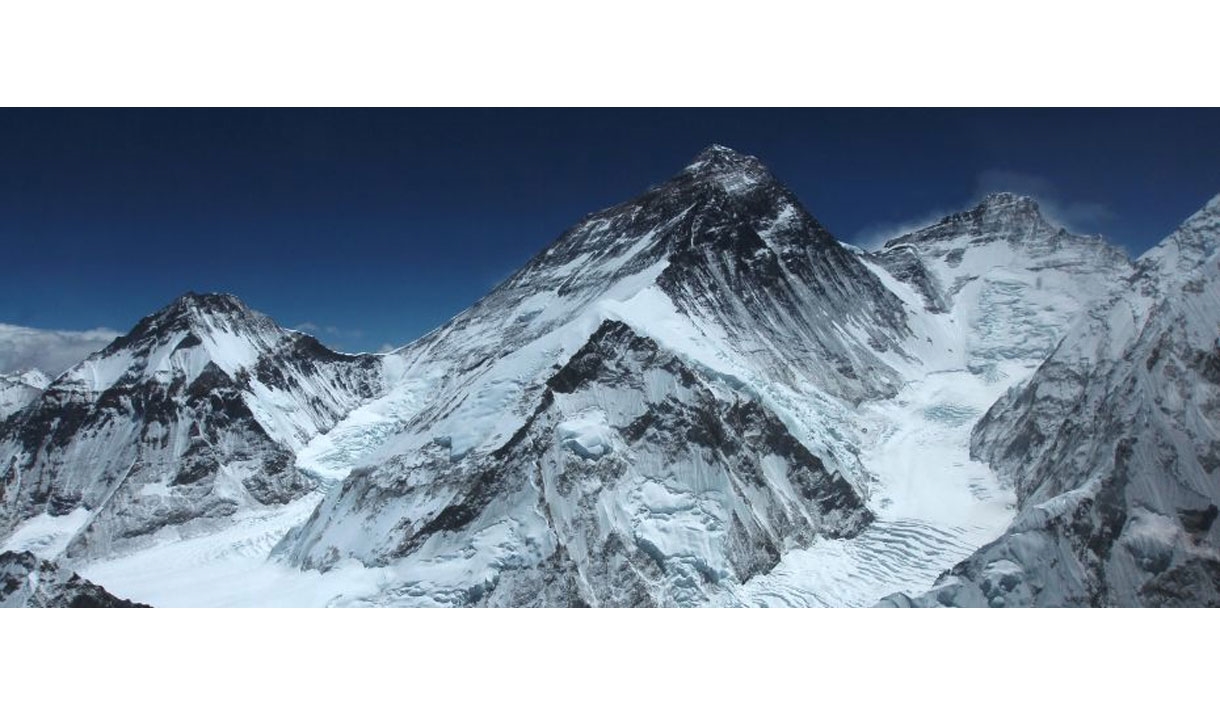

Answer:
[0,293,385,562]
[1,146,1214,607]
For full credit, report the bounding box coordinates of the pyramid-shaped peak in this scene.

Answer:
[683,144,767,175]
[169,291,251,316]
[155,292,267,331]
[673,144,778,198]
[693,143,749,161]
[104,292,266,354]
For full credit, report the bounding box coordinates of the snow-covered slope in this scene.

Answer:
[0,293,387,561]
[276,146,924,605]
[870,192,1133,377]
[0,369,50,421]
[1138,194,1220,285]
[283,321,872,606]
[888,194,1220,607]
[296,145,913,482]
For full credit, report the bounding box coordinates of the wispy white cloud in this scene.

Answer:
[850,208,956,250]
[0,324,120,376]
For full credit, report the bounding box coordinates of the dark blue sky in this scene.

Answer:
[1,109,1217,352]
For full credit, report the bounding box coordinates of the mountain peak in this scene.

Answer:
[977,191,1041,214]
[167,291,252,318]
[883,192,1082,252]
[156,291,265,333]
[103,292,266,356]
[688,143,749,163]
[679,144,771,190]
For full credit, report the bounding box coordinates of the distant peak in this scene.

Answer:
[959,191,1050,229]
[976,192,1042,214]
[683,144,765,175]
[692,143,746,161]
[676,144,775,197]
[103,292,269,356]
[128,292,259,339]
[168,291,251,317]
[882,192,1066,250]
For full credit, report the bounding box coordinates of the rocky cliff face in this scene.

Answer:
[0,550,147,607]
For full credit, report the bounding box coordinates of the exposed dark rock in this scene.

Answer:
[0,551,148,608]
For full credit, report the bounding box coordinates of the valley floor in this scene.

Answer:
[47,364,1034,607]
[75,493,393,607]
[724,365,1030,607]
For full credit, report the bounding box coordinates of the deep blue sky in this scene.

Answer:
[1,109,1217,352]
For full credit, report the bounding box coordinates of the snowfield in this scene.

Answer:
[76,490,392,607]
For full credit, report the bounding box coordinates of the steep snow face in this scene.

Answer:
[0,370,50,421]
[891,195,1220,607]
[652,147,911,401]
[297,145,912,482]
[0,293,386,560]
[871,192,1133,377]
[281,321,872,606]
